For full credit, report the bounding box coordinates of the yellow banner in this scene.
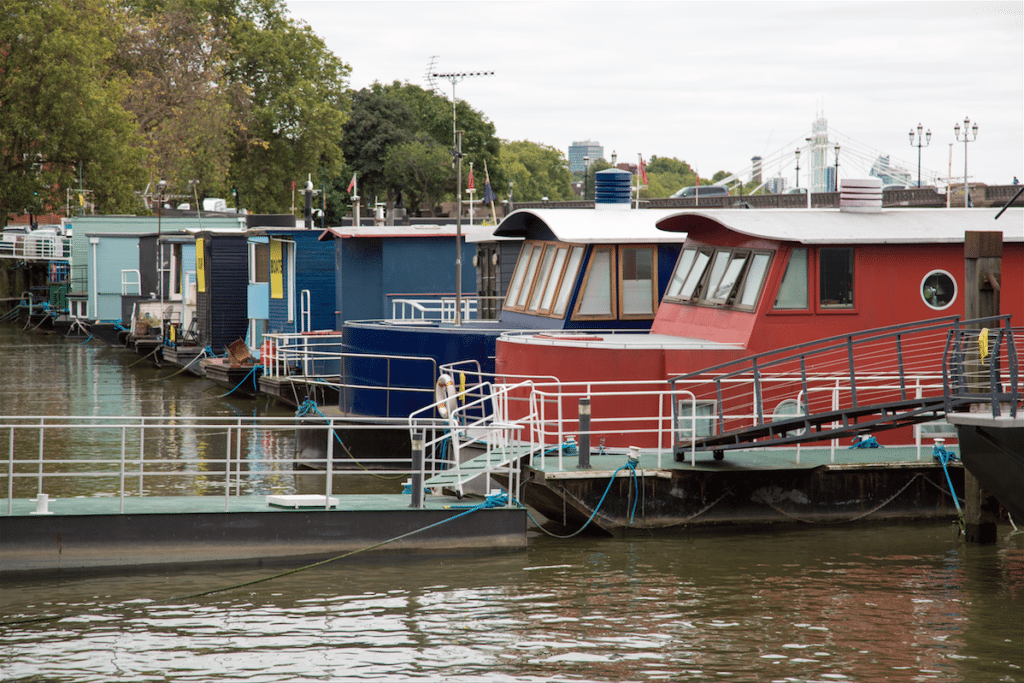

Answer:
[270,239,283,299]
[196,238,206,293]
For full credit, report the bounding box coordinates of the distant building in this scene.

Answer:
[808,116,830,193]
[766,176,787,194]
[870,155,912,187]
[568,141,603,174]
[751,156,762,185]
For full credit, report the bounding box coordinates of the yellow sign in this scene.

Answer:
[270,239,283,299]
[196,238,205,293]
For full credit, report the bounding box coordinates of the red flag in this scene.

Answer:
[467,169,475,191]
[346,173,356,193]
[639,157,648,185]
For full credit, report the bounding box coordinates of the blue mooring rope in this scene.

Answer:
[933,441,965,532]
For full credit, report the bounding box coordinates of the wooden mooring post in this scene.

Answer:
[963,231,1002,544]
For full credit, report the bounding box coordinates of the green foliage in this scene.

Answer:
[384,138,454,217]
[1,0,145,223]
[218,0,350,214]
[499,141,573,202]
[342,82,500,215]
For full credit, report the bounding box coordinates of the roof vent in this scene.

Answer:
[594,168,632,211]
[840,178,882,213]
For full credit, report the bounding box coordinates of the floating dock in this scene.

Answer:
[1,493,525,577]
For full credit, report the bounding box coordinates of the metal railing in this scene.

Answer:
[389,296,480,321]
[0,232,72,261]
[943,319,1021,417]
[1,415,440,514]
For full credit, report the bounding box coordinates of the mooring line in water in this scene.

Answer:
[207,364,264,399]
[146,349,208,382]
[125,346,161,368]
[294,398,406,480]
[169,493,513,600]
[754,473,931,525]
[0,493,515,628]
[529,460,638,539]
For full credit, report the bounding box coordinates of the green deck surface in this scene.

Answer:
[1,493,488,518]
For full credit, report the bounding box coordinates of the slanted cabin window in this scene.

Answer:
[619,246,657,318]
[574,246,615,318]
[774,248,808,310]
[666,246,772,311]
[819,247,854,309]
[503,242,586,318]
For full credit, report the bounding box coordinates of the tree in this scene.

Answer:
[340,86,414,203]
[115,0,239,201]
[641,156,698,199]
[383,138,453,217]
[499,141,573,202]
[342,82,502,213]
[217,0,350,214]
[1,0,145,224]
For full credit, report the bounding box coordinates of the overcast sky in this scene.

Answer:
[284,0,1023,188]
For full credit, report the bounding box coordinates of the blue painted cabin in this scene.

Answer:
[341,208,686,418]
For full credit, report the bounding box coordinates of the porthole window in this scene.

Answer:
[921,270,957,310]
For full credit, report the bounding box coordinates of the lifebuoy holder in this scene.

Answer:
[435,374,457,419]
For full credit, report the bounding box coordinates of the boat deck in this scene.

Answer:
[2,492,479,517]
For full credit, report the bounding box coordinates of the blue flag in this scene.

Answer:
[483,180,496,204]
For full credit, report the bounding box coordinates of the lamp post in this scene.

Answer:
[834,145,840,192]
[157,179,166,304]
[909,123,931,188]
[583,155,591,200]
[794,149,800,189]
[954,117,978,208]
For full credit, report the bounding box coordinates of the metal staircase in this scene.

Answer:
[670,316,1020,460]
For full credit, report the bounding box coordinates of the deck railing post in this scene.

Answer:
[225,426,232,511]
[895,334,907,401]
[410,428,425,509]
[9,426,14,515]
[847,335,858,407]
[235,418,243,497]
[138,417,145,495]
[325,418,334,504]
[120,425,126,513]
[37,417,44,497]
[578,398,591,469]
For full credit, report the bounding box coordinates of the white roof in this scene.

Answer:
[655,208,1023,244]
[319,223,498,240]
[493,208,687,243]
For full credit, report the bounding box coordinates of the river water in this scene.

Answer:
[1,324,1022,682]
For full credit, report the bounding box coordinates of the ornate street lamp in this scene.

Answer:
[954,117,977,208]
[834,145,840,192]
[909,123,931,188]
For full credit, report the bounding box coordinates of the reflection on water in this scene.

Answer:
[2,326,1023,682]
[1,525,1022,682]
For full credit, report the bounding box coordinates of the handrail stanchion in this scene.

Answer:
[7,425,14,515]
[37,417,44,497]
[225,425,232,511]
[325,418,334,506]
[138,417,145,495]
[120,425,127,513]
[236,418,243,497]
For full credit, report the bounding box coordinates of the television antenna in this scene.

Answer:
[424,56,440,94]
[431,70,494,146]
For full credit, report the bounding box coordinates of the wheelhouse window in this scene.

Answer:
[249,240,269,284]
[503,242,585,318]
[819,247,854,308]
[619,246,657,317]
[666,246,772,311]
[773,247,808,310]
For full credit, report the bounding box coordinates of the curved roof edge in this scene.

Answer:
[655,207,1023,244]
[493,208,687,243]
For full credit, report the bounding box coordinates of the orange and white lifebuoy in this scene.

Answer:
[435,374,457,419]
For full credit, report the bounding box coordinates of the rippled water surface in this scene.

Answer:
[2,325,1023,682]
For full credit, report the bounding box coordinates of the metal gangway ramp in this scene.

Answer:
[670,316,1020,461]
